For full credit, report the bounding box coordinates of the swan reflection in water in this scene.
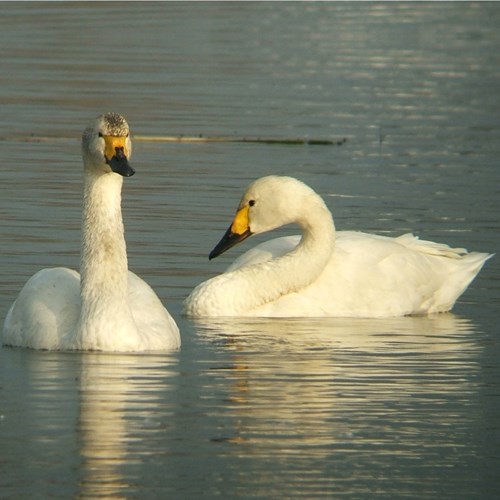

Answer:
[77,353,178,498]
[74,314,482,497]
[193,313,480,353]
[191,314,483,462]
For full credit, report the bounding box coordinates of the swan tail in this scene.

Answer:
[429,251,493,313]
[395,233,472,258]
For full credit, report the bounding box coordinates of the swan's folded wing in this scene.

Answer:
[126,271,181,350]
[313,231,492,316]
[3,267,80,349]
[225,235,301,272]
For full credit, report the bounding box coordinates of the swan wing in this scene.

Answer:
[247,232,491,318]
[127,272,180,350]
[226,235,301,272]
[3,268,80,349]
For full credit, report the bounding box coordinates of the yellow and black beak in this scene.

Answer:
[103,135,135,177]
[209,205,252,260]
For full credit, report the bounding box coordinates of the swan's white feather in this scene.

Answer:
[225,235,298,272]
[184,176,492,318]
[4,268,80,350]
[245,232,490,318]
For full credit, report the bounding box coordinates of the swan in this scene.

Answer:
[184,175,492,318]
[3,112,181,351]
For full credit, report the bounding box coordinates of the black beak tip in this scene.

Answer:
[208,226,252,260]
[122,166,136,177]
[107,156,135,177]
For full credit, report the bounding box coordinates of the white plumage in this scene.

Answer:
[184,175,492,318]
[3,113,180,351]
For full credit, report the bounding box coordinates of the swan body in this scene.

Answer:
[184,175,492,318]
[3,113,180,351]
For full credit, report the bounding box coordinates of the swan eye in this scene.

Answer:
[249,200,255,207]
[98,132,103,138]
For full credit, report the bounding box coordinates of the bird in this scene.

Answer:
[184,175,492,318]
[3,112,181,351]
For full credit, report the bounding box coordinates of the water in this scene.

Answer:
[1,2,499,498]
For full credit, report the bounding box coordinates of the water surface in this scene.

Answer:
[1,3,499,498]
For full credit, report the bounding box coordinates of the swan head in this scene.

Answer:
[209,176,320,260]
[82,112,135,177]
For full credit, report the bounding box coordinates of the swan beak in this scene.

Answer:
[103,135,135,177]
[209,206,252,260]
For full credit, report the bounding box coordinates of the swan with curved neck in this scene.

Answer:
[184,175,492,318]
[3,113,180,351]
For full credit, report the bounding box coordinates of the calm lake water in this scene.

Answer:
[1,2,500,498]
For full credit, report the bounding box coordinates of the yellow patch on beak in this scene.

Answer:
[103,135,128,161]
[231,205,250,235]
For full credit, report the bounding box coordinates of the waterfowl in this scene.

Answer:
[3,112,180,351]
[184,175,491,318]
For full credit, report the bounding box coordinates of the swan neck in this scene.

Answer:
[232,199,336,314]
[273,201,335,287]
[79,171,129,301]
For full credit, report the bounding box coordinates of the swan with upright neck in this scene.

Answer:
[184,175,492,318]
[3,112,180,351]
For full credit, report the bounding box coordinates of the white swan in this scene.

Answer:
[184,175,492,318]
[3,112,181,351]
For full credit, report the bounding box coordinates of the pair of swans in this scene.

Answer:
[2,113,492,351]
